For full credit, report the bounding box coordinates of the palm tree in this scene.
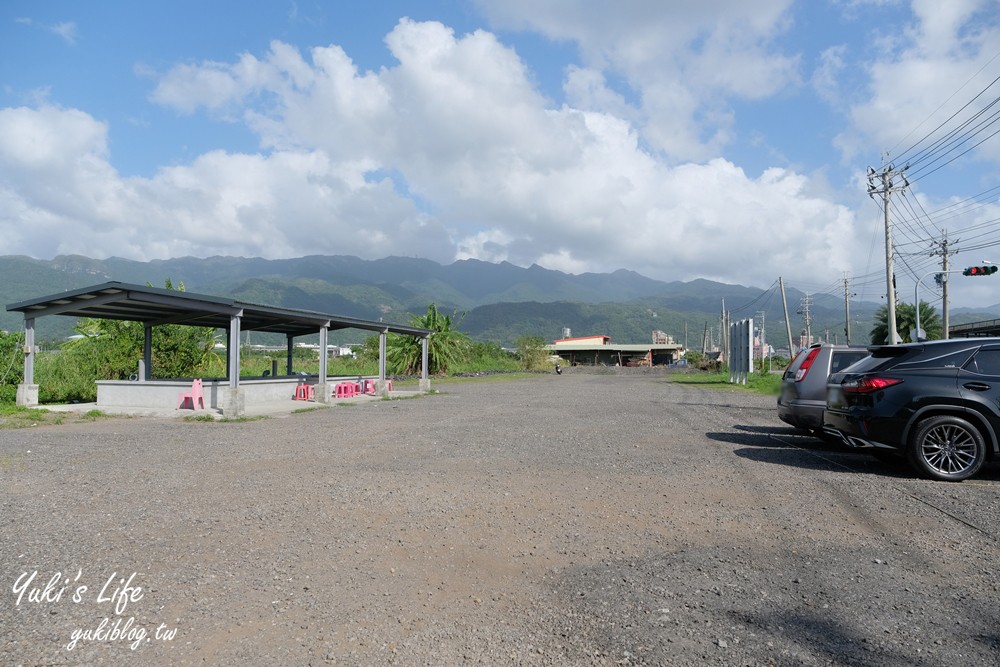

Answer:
[869,301,942,344]
[386,304,470,374]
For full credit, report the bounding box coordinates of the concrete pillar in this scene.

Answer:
[16,317,37,407]
[419,336,431,392]
[16,384,39,407]
[223,387,245,418]
[229,314,241,391]
[378,330,387,382]
[317,325,329,404]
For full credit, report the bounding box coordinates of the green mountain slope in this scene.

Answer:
[0,254,971,348]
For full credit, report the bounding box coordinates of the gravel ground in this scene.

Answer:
[2,369,999,666]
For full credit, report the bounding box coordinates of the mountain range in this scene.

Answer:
[2,254,997,350]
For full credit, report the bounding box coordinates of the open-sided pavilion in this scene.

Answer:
[6,281,433,417]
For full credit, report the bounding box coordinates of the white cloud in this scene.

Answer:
[474,0,801,161]
[49,21,77,45]
[0,15,870,294]
[836,0,1000,165]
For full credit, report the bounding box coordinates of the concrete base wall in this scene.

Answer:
[16,384,39,407]
[96,376,372,411]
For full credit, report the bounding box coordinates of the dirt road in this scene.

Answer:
[2,371,999,665]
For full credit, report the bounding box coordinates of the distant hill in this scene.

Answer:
[0,254,982,348]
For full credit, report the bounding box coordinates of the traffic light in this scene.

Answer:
[962,265,998,276]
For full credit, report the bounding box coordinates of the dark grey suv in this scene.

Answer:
[777,343,870,433]
[824,337,1000,481]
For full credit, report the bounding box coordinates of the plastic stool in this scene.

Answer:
[335,382,356,398]
[294,384,314,401]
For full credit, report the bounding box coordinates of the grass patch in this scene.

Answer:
[669,370,782,396]
[182,413,269,423]
[183,414,217,422]
[0,403,125,428]
[291,406,326,414]
[0,405,53,429]
[380,391,438,401]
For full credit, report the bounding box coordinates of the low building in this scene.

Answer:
[547,333,683,367]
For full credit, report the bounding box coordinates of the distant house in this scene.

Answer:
[553,335,611,347]
[548,333,683,367]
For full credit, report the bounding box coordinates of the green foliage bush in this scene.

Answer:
[0,330,24,401]
[516,335,549,370]
[386,304,471,375]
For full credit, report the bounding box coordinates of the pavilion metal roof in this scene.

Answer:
[6,281,432,339]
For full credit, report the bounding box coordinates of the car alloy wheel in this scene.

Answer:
[908,415,987,482]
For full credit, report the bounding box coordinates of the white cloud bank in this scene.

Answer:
[2,2,999,299]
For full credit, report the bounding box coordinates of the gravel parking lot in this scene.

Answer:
[2,370,999,666]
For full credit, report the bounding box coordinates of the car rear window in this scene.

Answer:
[839,346,915,374]
[830,350,869,374]
[782,348,810,379]
[846,343,980,373]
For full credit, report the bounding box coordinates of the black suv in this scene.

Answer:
[777,343,870,433]
[824,337,1000,481]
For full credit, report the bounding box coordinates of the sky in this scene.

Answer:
[3,0,1000,310]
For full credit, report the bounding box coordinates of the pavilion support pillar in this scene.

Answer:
[286,335,294,375]
[142,323,152,381]
[224,312,244,417]
[419,336,431,392]
[16,317,38,407]
[317,325,330,403]
[374,329,389,397]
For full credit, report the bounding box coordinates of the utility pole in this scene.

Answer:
[720,300,729,364]
[797,294,813,346]
[868,162,909,344]
[779,277,794,358]
[755,310,766,366]
[843,274,853,344]
[931,231,957,339]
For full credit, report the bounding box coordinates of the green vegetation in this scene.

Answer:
[30,281,217,403]
[669,368,782,395]
[387,304,470,374]
[516,335,549,371]
[0,330,24,403]
[0,404,107,428]
[870,301,942,343]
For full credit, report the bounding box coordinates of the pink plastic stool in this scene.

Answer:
[177,379,205,409]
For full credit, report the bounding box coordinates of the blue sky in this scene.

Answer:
[3,0,1000,310]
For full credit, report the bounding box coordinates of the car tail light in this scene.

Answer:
[841,377,903,393]
[794,348,821,382]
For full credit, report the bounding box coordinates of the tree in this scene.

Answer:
[386,304,470,375]
[63,280,216,380]
[0,329,25,401]
[870,301,942,344]
[516,335,549,370]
